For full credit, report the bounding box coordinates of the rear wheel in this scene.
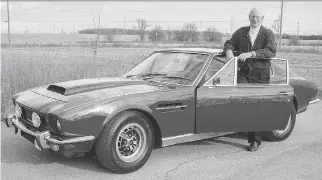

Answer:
[264,103,296,142]
[95,111,154,174]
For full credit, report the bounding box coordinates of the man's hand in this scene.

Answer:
[226,50,234,61]
[238,52,253,61]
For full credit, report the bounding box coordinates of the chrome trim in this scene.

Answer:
[286,59,290,85]
[191,53,213,87]
[156,105,187,110]
[270,66,275,78]
[233,57,238,85]
[161,132,234,147]
[46,136,95,145]
[309,98,320,104]
[203,57,290,87]
[8,115,95,149]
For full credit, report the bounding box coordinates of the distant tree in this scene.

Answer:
[182,23,199,42]
[173,30,185,42]
[149,25,165,42]
[289,35,300,45]
[103,33,115,42]
[165,29,174,41]
[203,28,223,43]
[136,19,150,42]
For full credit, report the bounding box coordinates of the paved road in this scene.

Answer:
[1,102,322,180]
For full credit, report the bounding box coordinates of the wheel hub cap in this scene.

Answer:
[116,123,146,162]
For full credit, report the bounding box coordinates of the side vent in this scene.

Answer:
[47,85,66,95]
[156,103,187,113]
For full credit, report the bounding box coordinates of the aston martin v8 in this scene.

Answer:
[5,48,320,173]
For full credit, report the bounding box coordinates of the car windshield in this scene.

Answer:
[125,52,209,85]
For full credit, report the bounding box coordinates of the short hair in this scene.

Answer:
[249,8,264,17]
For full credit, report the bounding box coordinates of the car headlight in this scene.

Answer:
[15,104,22,118]
[32,112,41,127]
[56,119,62,132]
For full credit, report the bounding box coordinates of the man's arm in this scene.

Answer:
[254,28,277,58]
[223,29,240,60]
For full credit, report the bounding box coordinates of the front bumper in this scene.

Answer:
[309,98,320,104]
[5,114,95,154]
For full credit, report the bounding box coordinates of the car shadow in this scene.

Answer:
[1,124,108,173]
[2,123,250,174]
[172,132,249,150]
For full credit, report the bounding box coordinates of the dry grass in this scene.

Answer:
[1,47,154,118]
[1,47,321,119]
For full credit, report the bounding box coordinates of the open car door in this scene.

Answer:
[196,57,294,133]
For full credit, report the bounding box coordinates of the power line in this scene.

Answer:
[279,0,284,51]
[6,0,11,45]
[7,20,230,23]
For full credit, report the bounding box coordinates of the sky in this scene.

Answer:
[1,1,322,35]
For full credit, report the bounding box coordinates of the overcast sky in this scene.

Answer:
[1,1,322,35]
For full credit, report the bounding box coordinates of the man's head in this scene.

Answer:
[249,8,264,28]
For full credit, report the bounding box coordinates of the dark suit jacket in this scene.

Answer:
[223,25,277,69]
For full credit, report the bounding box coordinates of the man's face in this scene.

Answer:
[249,11,263,28]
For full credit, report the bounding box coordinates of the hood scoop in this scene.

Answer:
[47,85,66,95]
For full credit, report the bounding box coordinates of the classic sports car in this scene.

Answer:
[5,48,320,174]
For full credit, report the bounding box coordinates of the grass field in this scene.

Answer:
[1,47,322,119]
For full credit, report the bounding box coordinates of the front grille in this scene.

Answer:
[21,106,33,123]
[18,104,49,131]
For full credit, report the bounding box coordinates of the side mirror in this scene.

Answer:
[212,77,220,85]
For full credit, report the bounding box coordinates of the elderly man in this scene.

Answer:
[223,8,277,151]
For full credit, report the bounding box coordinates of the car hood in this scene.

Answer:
[30,77,166,104]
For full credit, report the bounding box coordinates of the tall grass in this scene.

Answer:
[1,47,321,119]
[1,47,154,119]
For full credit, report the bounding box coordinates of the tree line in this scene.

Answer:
[78,19,322,43]
[78,19,224,43]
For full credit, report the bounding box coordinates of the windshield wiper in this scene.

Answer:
[125,74,137,78]
[141,72,167,77]
[162,75,192,81]
[141,72,167,80]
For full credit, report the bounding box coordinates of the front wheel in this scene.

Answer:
[95,111,154,174]
[264,103,296,142]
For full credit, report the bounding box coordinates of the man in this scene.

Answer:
[223,8,277,152]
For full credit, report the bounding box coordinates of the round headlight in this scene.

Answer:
[56,120,62,132]
[15,104,22,118]
[32,112,41,127]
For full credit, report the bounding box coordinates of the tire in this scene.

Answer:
[95,111,154,174]
[264,103,296,142]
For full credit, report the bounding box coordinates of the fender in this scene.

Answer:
[96,103,159,140]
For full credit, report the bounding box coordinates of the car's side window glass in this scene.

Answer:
[201,58,224,85]
[205,58,235,86]
[269,59,288,84]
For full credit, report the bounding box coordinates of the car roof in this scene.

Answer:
[155,48,223,54]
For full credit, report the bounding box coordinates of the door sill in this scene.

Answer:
[161,132,234,147]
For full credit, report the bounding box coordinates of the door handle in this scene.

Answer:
[279,91,291,96]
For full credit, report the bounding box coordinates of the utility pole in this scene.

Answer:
[6,0,11,45]
[124,16,126,34]
[279,0,284,50]
[93,14,101,60]
[297,21,299,36]
[230,15,233,34]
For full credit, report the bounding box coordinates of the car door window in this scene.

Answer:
[270,60,288,84]
[200,57,225,85]
[205,58,235,86]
